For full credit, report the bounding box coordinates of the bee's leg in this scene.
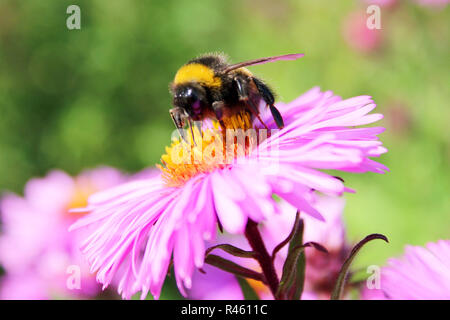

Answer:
[212,101,225,121]
[212,100,229,130]
[187,117,197,146]
[233,76,269,130]
[268,105,284,129]
[212,101,228,131]
[169,107,188,143]
[252,77,285,129]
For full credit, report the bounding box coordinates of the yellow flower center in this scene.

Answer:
[158,110,260,187]
[66,179,97,215]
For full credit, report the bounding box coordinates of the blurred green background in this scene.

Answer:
[0,0,448,298]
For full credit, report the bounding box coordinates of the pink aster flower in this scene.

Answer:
[362,240,450,299]
[188,196,351,300]
[70,86,387,299]
[0,167,125,299]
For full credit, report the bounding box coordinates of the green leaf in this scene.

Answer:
[288,249,305,300]
[205,244,256,259]
[271,211,300,262]
[331,233,389,300]
[288,241,327,300]
[286,216,304,300]
[205,254,266,284]
[274,216,305,299]
[288,217,304,253]
[276,244,306,299]
[303,241,328,253]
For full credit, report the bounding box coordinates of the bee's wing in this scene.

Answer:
[223,53,304,73]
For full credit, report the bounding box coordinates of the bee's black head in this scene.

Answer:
[171,84,207,119]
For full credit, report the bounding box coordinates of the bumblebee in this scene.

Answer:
[169,53,304,140]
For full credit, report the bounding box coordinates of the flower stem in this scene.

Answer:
[244,219,281,299]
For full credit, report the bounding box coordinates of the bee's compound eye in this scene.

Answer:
[185,88,193,96]
[175,87,194,99]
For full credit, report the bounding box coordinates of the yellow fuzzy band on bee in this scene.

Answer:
[173,63,222,87]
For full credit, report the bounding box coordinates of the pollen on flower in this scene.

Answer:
[158,110,258,187]
[220,110,253,131]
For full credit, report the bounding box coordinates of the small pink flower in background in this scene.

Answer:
[385,102,413,134]
[188,196,351,300]
[362,240,450,299]
[342,11,383,53]
[70,87,387,299]
[0,167,125,299]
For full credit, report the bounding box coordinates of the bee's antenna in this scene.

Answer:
[223,53,304,73]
